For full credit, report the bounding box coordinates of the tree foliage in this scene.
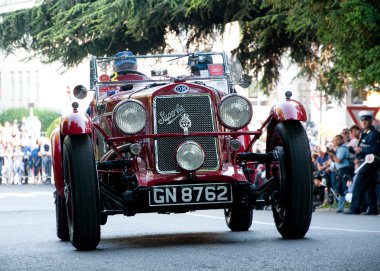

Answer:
[45,117,61,139]
[0,107,61,131]
[0,0,379,100]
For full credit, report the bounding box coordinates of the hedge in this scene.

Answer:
[0,107,61,132]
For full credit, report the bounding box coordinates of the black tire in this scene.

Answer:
[63,135,100,250]
[224,207,253,231]
[267,121,312,239]
[55,191,69,241]
[100,213,108,225]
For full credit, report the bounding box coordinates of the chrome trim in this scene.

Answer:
[218,94,253,130]
[176,141,205,171]
[153,93,220,174]
[113,99,147,135]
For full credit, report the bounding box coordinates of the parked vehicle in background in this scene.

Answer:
[51,51,313,250]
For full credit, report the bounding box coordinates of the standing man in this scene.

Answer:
[347,125,362,170]
[316,146,333,195]
[346,111,380,215]
[331,134,352,213]
[40,139,52,184]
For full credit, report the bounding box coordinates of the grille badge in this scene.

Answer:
[158,104,185,125]
[174,84,189,93]
[179,113,192,135]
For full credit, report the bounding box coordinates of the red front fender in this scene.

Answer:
[266,98,308,153]
[53,111,93,197]
[60,111,93,135]
[270,99,307,122]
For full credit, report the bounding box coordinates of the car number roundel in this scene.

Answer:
[174,84,189,93]
[99,74,110,82]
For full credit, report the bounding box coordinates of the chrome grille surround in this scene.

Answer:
[153,94,219,173]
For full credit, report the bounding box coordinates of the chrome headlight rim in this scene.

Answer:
[112,99,147,135]
[218,94,252,130]
[176,141,205,172]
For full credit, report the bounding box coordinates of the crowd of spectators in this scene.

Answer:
[0,117,52,185]
[311,111,380,215]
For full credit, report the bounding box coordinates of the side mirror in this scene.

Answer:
[240,74,252,88]
[151,69,168,77]
[73,85,87,99]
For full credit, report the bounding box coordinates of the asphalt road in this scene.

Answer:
[0,184,379,271]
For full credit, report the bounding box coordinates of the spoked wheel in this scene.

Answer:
[224,207,253,231]
[267,121,312,239]
[55,191,69,241]
[63,135,100,250]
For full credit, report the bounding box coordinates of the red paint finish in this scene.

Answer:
[60,111,93,135]
[271,99,307,122]
[135,164,247,187]
[53,110,93,197]
[116,74,150,81]
[51,128,64,197]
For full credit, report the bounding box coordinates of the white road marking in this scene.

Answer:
[310,226,380,234]
[187,213,224,220]
[186,213,380,233]
[0,191,52,198]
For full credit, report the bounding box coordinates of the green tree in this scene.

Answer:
[0,0,379,100]
[0,108,61,132]
[45,117,61,139]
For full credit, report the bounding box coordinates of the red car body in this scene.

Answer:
[51,52,312,250]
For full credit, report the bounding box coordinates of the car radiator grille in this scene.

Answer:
[154,94,219,173]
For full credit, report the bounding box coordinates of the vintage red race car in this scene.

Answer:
[51,52,313,250]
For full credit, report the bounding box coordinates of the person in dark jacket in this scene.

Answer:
[346,111,380,215]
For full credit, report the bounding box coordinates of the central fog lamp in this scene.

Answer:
[176,141,205,171]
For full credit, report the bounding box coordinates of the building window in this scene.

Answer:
[11,71,15,101]
[26,70,31,101]
[35,70,39,102]
[18,70,23,101]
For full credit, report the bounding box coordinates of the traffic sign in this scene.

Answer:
[347,106,379,126]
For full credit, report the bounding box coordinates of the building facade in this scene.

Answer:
[0,0,91,114]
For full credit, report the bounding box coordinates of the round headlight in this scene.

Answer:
[218,94,252,130]
[176,141,205,171]
[113,100,146,134]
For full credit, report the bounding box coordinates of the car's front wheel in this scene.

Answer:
[267,121,312,239]
[63,135,100,250]
[224,207,253,231]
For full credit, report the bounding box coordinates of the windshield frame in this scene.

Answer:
[90,51,237,104]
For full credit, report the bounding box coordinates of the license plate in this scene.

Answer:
[149,183,232,206]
